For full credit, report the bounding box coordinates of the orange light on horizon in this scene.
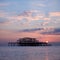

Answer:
[46,40,48,43]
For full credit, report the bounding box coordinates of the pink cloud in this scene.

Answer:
[0,3,9,7]
[32,3,46,7]
[37,4,46,7]
[4,10,45,25]
[43,17,50,20]
[0,10,60,31]
[42,22,49,26]
[49,12,60,16]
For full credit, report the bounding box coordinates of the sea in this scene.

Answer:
[0,46,60,60]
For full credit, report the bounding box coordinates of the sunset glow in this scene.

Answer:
[46,41,48,43]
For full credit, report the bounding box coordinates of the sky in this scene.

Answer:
[0,0,60,43]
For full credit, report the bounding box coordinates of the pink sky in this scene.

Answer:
[0,30,60,42]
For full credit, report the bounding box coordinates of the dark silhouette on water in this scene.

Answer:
[8,37,51,46]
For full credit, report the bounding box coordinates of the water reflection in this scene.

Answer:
[45,47,49,60]
[18,47,50,60]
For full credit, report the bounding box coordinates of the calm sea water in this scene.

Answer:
[0,46,60,60]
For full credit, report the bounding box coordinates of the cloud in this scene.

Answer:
[0,2,18,7]
[5,10,45,25]
[0,13,52,27]
[42,22,49,26]
[52,28,60,34]
[14,26,60,35]
[32,3,46,7]
[18,10,44,20]
[0,11,11,24]
[0,10,48,23]
[49,12,60,17]
[30,0,47,9]
[0,10,51,31]
[43,17,50,20]
[41,28,60,35]
[0,17,7,23]
[0,3,9,7]
[0,11,8,17]
[17,28,43,32]
[0,10,60,31]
